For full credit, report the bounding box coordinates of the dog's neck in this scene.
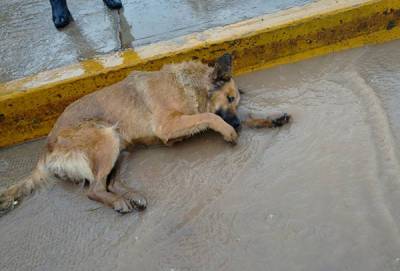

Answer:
[166,62,213,113]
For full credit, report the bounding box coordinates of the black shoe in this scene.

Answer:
[50,0,72,29]
[103,0,123,10]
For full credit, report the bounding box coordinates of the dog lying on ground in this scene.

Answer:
[0,54,290,215]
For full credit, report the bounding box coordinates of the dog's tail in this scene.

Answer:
[0,159,51,216]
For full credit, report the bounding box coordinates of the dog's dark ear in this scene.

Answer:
[211,53,232,83]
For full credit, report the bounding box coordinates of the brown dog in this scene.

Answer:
[0,54,290,215]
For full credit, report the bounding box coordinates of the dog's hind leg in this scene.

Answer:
[50,122,136,213]
[87,177,135,214]
[106,151,147,211]
[83,127,137,214]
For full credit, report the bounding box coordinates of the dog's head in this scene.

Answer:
[208,54,241,130]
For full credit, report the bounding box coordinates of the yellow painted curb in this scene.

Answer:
[1,0,400,147]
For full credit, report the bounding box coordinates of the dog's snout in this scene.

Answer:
[230,117,241,130]
[216,109,241,130]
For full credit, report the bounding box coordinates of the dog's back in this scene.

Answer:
[49,61,213,146]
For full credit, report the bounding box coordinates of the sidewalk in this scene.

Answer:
[0,0,311,82]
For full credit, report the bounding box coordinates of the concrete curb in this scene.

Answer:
[1,0,400,147]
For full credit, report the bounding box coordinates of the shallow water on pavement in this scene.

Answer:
[1,40,400,271]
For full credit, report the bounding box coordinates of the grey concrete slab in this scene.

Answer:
[0,0,120,82]
[122,0,312,46]
[0,0,312,82]
[1,40,400,271]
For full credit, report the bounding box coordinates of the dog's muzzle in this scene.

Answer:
[216,109,241,131]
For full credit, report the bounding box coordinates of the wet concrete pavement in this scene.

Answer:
[1,39,400,270]
[0,0,311,83]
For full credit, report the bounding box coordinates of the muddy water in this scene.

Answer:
[1,40,400,271]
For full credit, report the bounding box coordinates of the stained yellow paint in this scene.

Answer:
[1,0,400,147]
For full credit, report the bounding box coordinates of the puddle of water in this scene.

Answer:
[1,40,400,271]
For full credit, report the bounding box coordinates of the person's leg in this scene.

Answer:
[50,0,72,29]
[49,0,122,29]
[103,0,123,10]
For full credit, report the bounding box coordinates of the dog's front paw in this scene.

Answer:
[272,113,291,128]
[223,127,238,145]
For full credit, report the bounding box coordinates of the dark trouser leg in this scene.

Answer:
[50,0,72,28]
[103,0,123,10]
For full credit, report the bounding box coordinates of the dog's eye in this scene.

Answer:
[227,96,235,103]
